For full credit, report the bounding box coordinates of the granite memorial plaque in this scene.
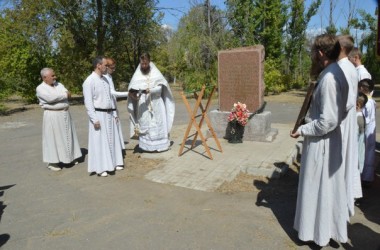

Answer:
[218,46,265,112]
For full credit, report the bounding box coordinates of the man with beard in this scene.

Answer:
[83,56,125,177]
[127,53,175,152]
[36,68,82,171]
[290,34,349,247]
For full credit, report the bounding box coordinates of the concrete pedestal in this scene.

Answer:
[208,110,278,142]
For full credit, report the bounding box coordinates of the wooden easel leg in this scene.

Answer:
[193,86,222,153]
[178,92,197,156]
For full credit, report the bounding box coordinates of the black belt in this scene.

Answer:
[95,108,116,112]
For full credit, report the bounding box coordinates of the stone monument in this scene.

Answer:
[209,45,278,142]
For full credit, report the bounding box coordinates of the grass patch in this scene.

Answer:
[0,103,9,114]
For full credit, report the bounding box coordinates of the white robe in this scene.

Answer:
[104,73,129,150]
[357,111,366,174]
[295,62,349,246]
[36,82,82,164]
[362,97,376,182]
[338,57,362,217]
[356,65,372,81]
[83,72,125,174]
[127,62,175,152]
[356,65,373,96]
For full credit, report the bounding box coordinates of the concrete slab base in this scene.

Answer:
[208,110,278,142]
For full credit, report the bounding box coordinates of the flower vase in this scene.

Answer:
[228,121,245,143]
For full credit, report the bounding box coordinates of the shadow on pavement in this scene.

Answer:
[254,165,300,245]
[349,166,380,249]
[343,223,380,249]
[59,148,88,169]
[254,158,380,249]
[0,184,15,248]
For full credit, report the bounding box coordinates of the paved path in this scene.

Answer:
[141,123,297,192]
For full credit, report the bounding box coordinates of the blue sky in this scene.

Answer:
[158,0,378,33]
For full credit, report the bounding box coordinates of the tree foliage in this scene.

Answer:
[225,0,286,61]
[284,0,321,88]
[355,9,380,81]
[0,0,163,102]
[167,1,227,96]
[0,0,378,103]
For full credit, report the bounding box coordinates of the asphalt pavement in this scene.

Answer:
[0,92,379,249]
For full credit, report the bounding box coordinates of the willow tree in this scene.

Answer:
[168,2,228,95]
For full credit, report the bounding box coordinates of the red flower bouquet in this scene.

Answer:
[227,102,249,126]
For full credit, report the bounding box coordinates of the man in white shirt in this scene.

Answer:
[36,68,82,171]
[82,56,126,177]
[290,34,349,247]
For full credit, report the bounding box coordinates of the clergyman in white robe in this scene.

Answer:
[83,71,125,174]
[294,61,349,246]
[36,81,82,165]
[127,62,175,152]
[104,73,129,150]
[337,56,362,216]
[356,65,372,81]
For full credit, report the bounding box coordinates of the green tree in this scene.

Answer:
[355,9,380,81]
[0,0,54,102]
[168,2,227,95]
[0,0,164,101]
[50,0,163,89]
[284,0,321,88]
[225,0,286,61]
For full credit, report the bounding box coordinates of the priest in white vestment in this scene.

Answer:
[36,68,82,171]
[337,35,362,217]
[83,56,127,177]
[291,34,349,247]
[127,53,175,152]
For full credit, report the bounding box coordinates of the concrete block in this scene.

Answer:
[208,110,278,142]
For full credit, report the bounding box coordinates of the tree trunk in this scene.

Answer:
[96,0,104,55]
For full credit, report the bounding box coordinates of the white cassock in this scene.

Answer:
[356,65,372,81]
[357,111,366,174]
[104,73,129,149]
[83,72,125,174]
[362,96,376,182]
[127,62,175,152]
[36,81,82,164]
[338,57,362,217]
[295,62,349,246]
[356,65,373,96]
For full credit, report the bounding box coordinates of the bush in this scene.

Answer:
[0,78,11,101]
[264,59,287,95]
[182,70,217,98]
